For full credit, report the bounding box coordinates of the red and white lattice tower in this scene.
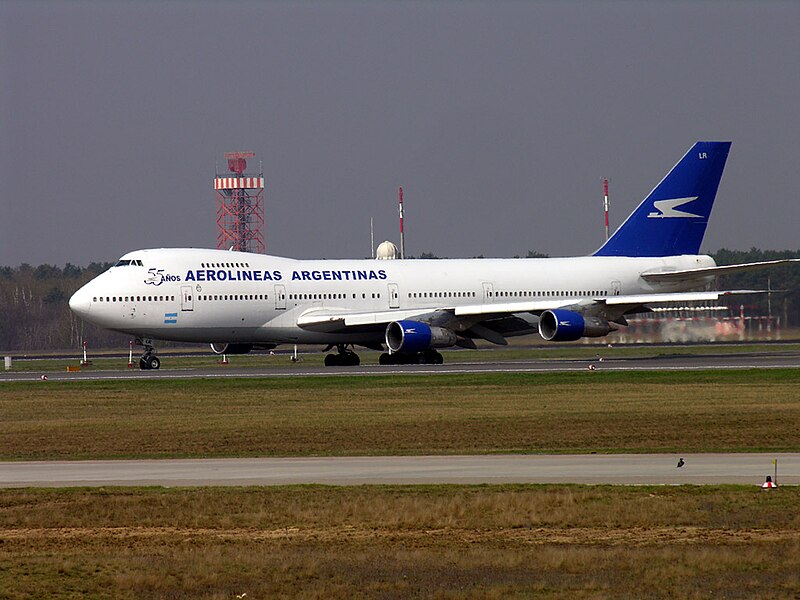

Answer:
[214,151,265,253]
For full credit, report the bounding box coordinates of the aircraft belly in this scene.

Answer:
[112,324,383,346]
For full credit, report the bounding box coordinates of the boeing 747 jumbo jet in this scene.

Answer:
[69,142,798,368]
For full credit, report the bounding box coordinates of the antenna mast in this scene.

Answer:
[603,177,610,241]
[398,186,405,259]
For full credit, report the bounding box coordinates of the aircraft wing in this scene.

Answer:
[296,289,764,344]
[640,259,800,283]
[453,290,761,317]
[296,300,564,331]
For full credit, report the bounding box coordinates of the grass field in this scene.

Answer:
[2,485,799,598]
[1,369,799,459]
[3,367,799,597]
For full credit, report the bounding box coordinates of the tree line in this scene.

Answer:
[1,249,798,352]
[0,262,130,353]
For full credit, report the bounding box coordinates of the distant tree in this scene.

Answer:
[35,264,61,280]
[63,263,83,278]
[43,287,67,305]
[418,252,440,259]
[87,261,113,274]
[526,250,550,258]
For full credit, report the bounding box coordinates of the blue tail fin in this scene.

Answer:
[594,141,731,257]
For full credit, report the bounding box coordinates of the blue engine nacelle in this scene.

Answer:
[385,320,458,353]
[538,309,612,342]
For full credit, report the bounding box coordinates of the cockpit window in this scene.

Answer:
[113,259,144,267]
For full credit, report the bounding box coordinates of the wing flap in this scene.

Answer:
[454,300,571,317]
[603,290,763,306]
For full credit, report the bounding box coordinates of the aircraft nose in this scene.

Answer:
[69,285,92,317]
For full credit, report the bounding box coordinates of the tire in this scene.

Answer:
[324,354,338,367]
[139,357,149,370]
[147,355,161,370]
[379,353,392,365]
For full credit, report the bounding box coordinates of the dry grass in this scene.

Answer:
[1,370,799,459]
[2,485,799,598]
[0,370,798,459]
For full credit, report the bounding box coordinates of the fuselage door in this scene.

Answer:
[611,280,622,296]
[275,284,286,310]
[180,285,194,311]
[388,283,400,309]
[482,282,495,303]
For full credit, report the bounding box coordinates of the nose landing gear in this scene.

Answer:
[135,339,161,370]
[139,353,161,370]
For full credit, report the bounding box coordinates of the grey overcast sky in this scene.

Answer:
[1,1,798,266]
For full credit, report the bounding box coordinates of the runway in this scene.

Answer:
[1,454,796,488]
[2,350,800,382]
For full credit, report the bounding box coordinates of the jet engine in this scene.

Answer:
[210,343,254,355]
[385,320,458,353]
[538,309,612,342]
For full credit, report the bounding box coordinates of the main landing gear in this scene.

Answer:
[324,344,361,367]
[379,349,444,365]
[138,343,161,370]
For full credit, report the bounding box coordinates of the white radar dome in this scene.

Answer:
[375,241,398,260]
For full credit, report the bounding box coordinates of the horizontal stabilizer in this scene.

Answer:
[641,258,800,283]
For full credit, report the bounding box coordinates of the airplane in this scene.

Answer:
[69,141,799,369]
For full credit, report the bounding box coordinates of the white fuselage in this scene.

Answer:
[69,248,715,346]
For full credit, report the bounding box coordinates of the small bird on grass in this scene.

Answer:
[677,458,685,468]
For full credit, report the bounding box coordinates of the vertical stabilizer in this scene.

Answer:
[594,141,731,257]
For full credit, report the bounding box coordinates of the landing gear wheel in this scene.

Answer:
[139,352,160,370]
[423,349,444,365]
[324,345,361,367]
